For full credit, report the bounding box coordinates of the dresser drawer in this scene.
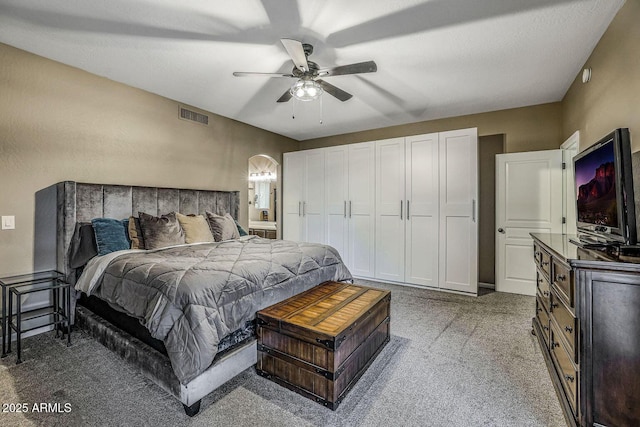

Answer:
[552,259,573,308]
[535,296,550,349]
[533,242,543,267]
[536,271,551,312]
[550,291,578,362]
[539,249,552,278]
[550,321,578,415]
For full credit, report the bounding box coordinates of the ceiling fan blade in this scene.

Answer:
[319,61,377,77]
[233,72,294,77]
[280,38,309,72]
[276,89,293,103]
[316,80,353,102]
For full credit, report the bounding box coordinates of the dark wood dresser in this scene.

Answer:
[531,233,640,427]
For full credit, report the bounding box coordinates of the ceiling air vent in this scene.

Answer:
[179,106,209,125]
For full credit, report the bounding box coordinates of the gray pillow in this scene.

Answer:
[68,222,98,268]
[138,211,186,250]
[206,211,240,241]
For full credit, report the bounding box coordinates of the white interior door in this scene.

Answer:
[303,149,325,244]
[439,128,478,294]
[405,133,439,287]
[348,142,376,278]
[283,151,303,241]
[562,131,580,236]
[496,150,563,295]
[325,145,349,265]
[375,138,406,282]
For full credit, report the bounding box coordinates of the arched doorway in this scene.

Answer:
[248,155,279,239]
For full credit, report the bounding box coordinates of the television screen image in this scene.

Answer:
[575,140,618,227]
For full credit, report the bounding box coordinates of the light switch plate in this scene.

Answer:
[2,216,15,230]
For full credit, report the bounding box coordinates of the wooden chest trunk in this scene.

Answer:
[256,281,391,410]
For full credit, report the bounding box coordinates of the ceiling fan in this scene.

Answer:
[233,39,377,103]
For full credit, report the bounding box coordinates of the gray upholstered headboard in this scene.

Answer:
[55,181,240,284]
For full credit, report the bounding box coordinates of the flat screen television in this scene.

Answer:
[574,128,636,246]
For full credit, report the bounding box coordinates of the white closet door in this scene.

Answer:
[348,142,376,278]
[438,128,478,294]
[303,149,325,244]
[325,145,349,265]
[375,138,406,282]
[283,151,304,241]
[405,133,439,287]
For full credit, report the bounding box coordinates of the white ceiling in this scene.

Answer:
[0,0,625,141]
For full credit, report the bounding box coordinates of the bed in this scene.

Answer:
[52,181,352,416]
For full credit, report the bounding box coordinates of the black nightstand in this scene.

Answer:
[0,271,72,364]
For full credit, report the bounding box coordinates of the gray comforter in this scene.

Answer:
[83,236,352,384]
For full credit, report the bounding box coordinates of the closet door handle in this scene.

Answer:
[298,201,301,216]
[407,200,410,220]
[400,200,403,220]
[349,201,352,218]
[344,201,347,218]
[303,201,306,217]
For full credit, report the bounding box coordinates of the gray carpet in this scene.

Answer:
[0,281,566,427]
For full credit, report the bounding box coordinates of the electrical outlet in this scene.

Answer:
[2,216,15,230]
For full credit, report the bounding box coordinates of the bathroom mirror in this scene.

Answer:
[255,181,270,209]
[248,155,278,225]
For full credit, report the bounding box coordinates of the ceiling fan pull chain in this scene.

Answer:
[319,94,323,125]
[292,97,295,119]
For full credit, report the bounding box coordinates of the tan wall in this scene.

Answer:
[0,43,297,276]
[3,0,637,279]
[478,134,505,285]
[300,102,563,153]
[562,0,640,152]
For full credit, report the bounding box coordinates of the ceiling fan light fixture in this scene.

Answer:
[290,79,323,101]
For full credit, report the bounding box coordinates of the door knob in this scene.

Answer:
[498,228,505,233]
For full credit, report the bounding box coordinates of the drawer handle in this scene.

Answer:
[543,291,549,297]
[552,341,560,349]
[542,261,550,266]
[551,302,559,309]
[537,278,543,284]
[556,274,566,281]
[564,326,573,333]
[534,251,541,257]
[564,374,575,383]
[543,325,549,331]
[537,307,543,313]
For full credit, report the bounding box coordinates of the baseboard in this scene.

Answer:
[352,276,481,296]
[479,282,495,289]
